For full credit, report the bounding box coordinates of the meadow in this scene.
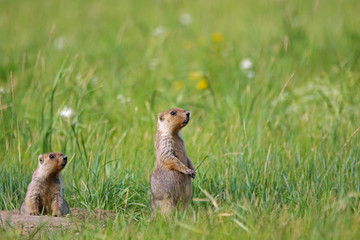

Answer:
[0,0,360,238]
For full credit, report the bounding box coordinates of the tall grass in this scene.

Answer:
[1,0,360,238]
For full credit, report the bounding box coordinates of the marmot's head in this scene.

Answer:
[37,152,68,177]
[157,108,190,134]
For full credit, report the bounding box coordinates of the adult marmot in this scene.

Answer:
[20,152,70,217]
[150,108,196,215]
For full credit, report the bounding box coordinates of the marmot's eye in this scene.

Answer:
[170,111,176,116]
[49,154,55,159]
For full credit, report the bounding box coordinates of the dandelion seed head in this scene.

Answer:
[179,13,192,25]
[240,58,253,70]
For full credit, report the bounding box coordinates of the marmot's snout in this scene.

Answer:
[183,111,190,124]
[60,155,68,168]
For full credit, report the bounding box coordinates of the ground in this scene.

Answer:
[0,208,115,235]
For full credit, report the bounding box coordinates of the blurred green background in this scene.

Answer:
[1,0,360,238]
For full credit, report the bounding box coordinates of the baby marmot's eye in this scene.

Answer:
[49,154,55,159]
[170,111,176,116]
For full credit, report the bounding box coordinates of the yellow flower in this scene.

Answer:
[211,32,224,43]
[196,78,209,90]
[189,71,203,81]
[174,81,185,90]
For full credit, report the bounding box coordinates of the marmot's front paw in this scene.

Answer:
[30,212,40,216]
[185,169,196,179]
[190,170,196,179]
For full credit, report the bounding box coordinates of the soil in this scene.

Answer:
[0,208,115,235]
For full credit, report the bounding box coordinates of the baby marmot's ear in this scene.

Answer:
[158,113,164,122]
[38,155,44,164]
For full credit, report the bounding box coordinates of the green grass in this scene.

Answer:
[1,0,360,238]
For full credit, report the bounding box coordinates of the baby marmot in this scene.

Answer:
[20,152,70,217]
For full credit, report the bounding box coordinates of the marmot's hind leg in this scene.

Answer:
[152,197,174,217]
[62,199,70,215]
[51,195,70,217]
[20,201,28,214]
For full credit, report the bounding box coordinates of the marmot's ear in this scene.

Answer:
[38,155,44,164]
[158,113,164,122]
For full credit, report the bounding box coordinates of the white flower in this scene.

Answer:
[240,58,253,70]
[246,70,255,79]
[60,106,73,118]
[153,26,165,36]
[117,94,130,103]
[54,37,66,51]
[179,13,192,25]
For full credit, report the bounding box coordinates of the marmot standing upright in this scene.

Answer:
[20,152,70,217]
[150,108,196,215]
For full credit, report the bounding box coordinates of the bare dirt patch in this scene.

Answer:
[0,208,115,235]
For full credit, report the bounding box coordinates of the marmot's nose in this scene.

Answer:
[61,156,68,167]
[186,112,190,117]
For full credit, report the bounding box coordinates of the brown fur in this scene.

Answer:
[20,152,70,217]
[150,108,196,215]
